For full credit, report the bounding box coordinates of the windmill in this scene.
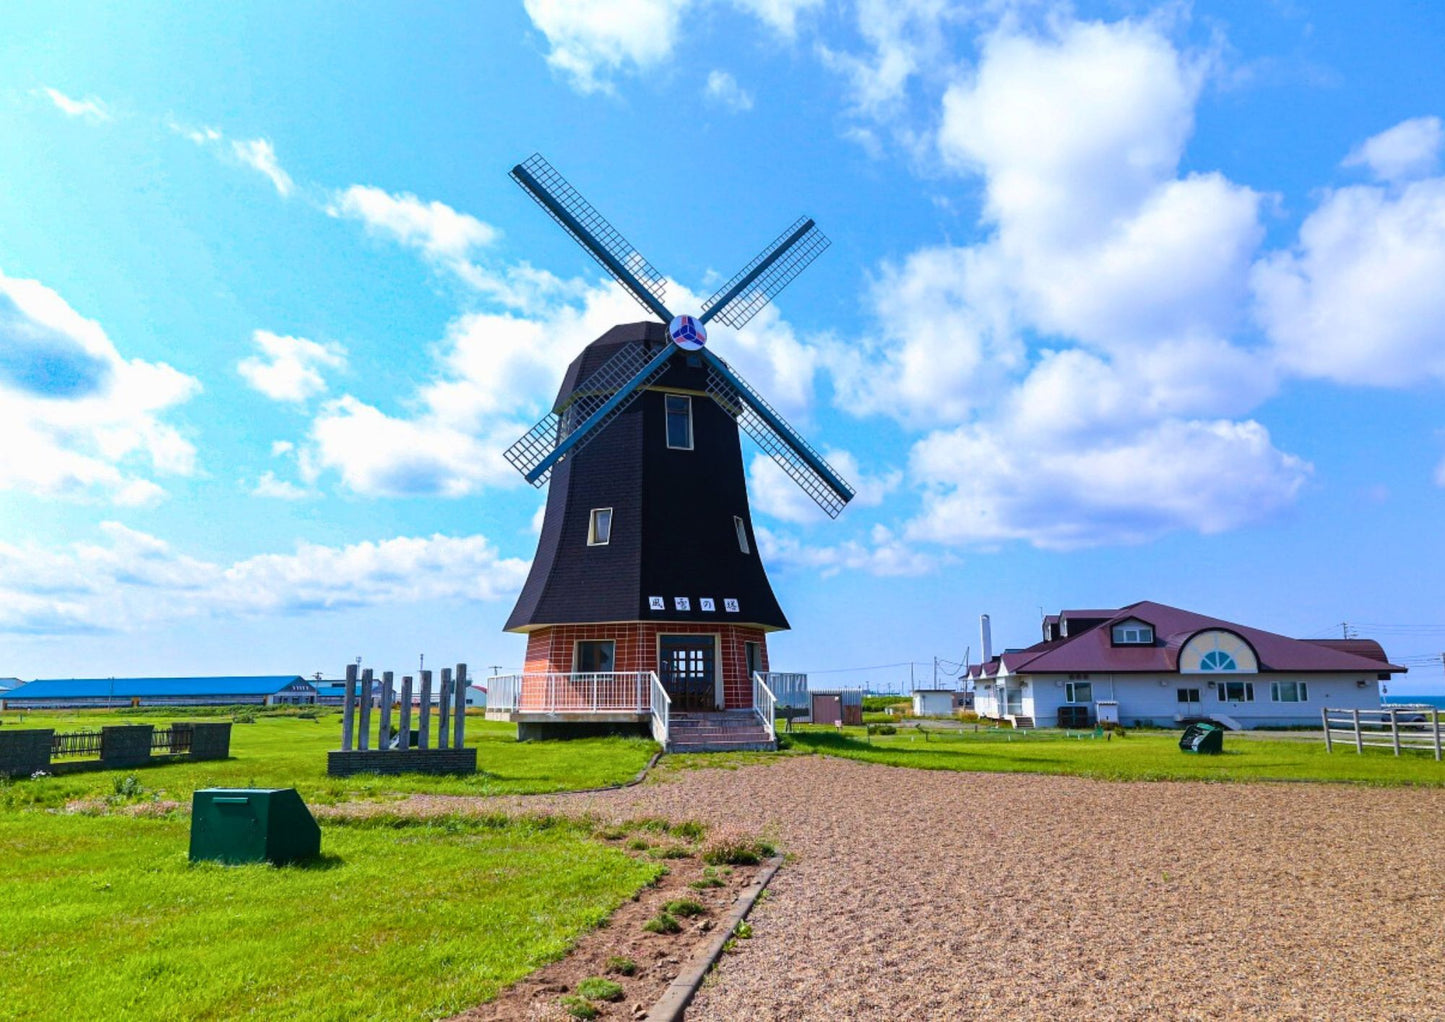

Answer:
[501,154,852,737]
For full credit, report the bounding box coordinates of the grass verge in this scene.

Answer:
[0,711,656,810]
[0,810,662,1021]
[787,725,1445,785]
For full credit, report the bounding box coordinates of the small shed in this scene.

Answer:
[912,689,957,718]
[810,689,863,726]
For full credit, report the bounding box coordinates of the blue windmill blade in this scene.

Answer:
[699,348,854,518]
[511,154,673,323]
[505,341,678,486]
[699,217,830,330]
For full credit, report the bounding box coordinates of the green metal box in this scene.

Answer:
[1179,722,1224,755]
[189,787,321,865]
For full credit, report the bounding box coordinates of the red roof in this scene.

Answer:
[970,602,1405,677]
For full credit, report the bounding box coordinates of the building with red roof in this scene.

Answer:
[967,602,1405,729]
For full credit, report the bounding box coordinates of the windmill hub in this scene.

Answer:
[668,314,707,351]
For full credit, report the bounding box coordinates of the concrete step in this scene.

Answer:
[666,738,777,753]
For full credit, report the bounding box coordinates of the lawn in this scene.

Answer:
[785,724,1445,786]
[0,709,656,811]
[0,811,662,1022]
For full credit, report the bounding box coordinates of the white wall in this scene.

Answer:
[912,691,956,717]
[1022,672,1381,728]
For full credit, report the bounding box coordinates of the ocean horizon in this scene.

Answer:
[1384,695,1445,709]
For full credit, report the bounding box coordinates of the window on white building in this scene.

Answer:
[1271,681,1308,702]
[588,507,613,546]
[1218,680,1254,702]
[1200,650,1238,671]
[1065,681,1092,703]
[1177,688,1201,704]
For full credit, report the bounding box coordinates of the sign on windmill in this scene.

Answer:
[497,154,853,746]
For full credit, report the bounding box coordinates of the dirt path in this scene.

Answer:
[377,757,1445,1020]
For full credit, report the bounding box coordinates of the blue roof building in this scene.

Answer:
[0,676,315,709]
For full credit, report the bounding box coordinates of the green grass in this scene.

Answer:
[786,725,1445,785]
[0,811,662,1022]
[0,709,656,811]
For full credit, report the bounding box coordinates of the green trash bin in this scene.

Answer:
[1179,722,1224,755]
[189,788,321,865]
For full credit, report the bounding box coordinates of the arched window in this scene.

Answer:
[1200,650,1237,671]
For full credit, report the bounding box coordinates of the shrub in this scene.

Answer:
[955,711,980,723]
[867,723,897,736]
[626,838,649,851]
[604,956,637,976]
[664,898,706,918]
[669,820,705,841]
[701,829,775,866]
[111,775,143,798]
[689,876,725,890]
[232,711,257,724]
[558,994,598,1019]
[643,912,681,934]
[576,977,625,1002]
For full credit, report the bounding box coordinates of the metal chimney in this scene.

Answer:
[980,614,993,664]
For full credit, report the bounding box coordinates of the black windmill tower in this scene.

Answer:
[502,154,853,719]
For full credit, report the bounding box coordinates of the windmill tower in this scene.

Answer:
[500,155,853,741]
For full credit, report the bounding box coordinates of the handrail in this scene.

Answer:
[752,672,776,743]
[486,672,653,713]
[650,671,670,746]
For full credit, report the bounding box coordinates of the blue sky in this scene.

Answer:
[2,1,1443,691]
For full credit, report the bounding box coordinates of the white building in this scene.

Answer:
[968,602,1403,730]
[912,690,958,717]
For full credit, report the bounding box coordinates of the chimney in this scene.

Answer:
[980,613,993,664]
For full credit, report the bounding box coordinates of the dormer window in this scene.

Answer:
[1112,621,1154,645]
[588,508,612,546]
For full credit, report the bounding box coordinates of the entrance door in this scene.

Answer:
[659,635,718,711]
[1177,686,1202,717]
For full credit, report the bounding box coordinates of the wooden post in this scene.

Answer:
[438,668,452,750]
[358,669,374,751]
[399,677,414,750]
[1390,708,1401,756]
[380,672,394,749]
[419,671,432,749]
[1353,708,1363,754]
[1434,709,1442,762]
[341,664,357,751]
[1321,707,1332,753]
[453,663,468,748]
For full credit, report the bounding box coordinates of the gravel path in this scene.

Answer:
[386,758,1445,1020]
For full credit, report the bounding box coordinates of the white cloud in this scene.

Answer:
[0,268,199,505]
[231,138,294,197]
[0,523,530,635]
[237,330,347,403]
[906,417,1310,551]
[252,472,313,500]
[1253,174,1445,387]
[705,70,755,112]
[1343,116,1443,184]
[41,87,112,123]
[748,449,899,524]
[756,523,937,577]
[819,0,960,120]
[523,0,690,93]
[522,0,819,93]
[328,185,497,265]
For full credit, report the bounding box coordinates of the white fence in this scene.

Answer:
[650,672,670,745]
[1322,707,1443,760]
[486,672,653,715]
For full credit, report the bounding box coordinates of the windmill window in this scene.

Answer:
[574,640,615,674]
[734,515,750,554]
[665,394,693,450]
[588,508,613,546]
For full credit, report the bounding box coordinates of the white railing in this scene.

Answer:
[752,672,777,742]
[485,672,653,714]
[650,671,670,746]
[1322,706,1443,760]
